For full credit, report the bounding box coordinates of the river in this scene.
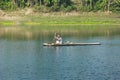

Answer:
[0,35,120,80]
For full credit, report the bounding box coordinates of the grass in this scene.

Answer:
[1,13,120,26]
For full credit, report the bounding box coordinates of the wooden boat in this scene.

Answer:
[43,42,101,46]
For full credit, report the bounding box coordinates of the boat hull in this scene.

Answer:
[43,42,101,46]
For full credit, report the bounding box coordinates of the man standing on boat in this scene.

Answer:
[54,33,62,44]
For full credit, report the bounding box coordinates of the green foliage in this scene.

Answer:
[110,0,120,12]
[65,5,76,12]
[50,5,60,11]
[0,0,120,12]
[94,0,102,11]
[19,0,26,8]
[0,0,16,10]
[33,5,50,12]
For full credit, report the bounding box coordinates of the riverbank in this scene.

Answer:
[0,10,119,26]
[0,10,120,39]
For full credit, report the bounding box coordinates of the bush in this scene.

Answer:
[33,5,50,13]
[65,5,75,12]
[110,1,120,12]
[50,5,60,11]
[0,1,17,10]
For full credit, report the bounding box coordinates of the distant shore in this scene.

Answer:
[0,9,120,39]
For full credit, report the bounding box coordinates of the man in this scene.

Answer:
[54,33,62,44]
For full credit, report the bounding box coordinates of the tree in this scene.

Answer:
[59,0,73,7]
[110,0,120,12]
[107,0,111,12]
[89,0,93,10]
[0,0,120,12]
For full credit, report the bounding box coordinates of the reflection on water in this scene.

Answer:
[0,27,120,40]
[0,35,120,80]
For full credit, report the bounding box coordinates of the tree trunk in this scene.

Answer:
[13,0,18,7]
[27,0,34,7]
[90,0,93,9]
[107,0,110,12]
[39,0,42,5]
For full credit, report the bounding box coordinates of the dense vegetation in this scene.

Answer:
[0,0,120,12]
